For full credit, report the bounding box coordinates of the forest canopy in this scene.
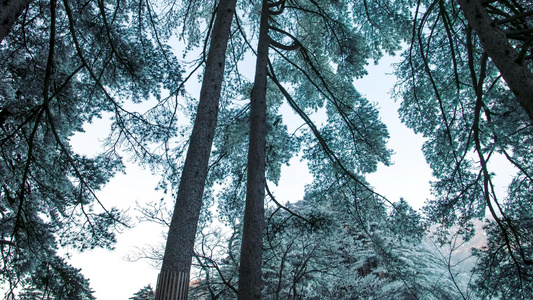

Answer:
[1,0,532,299]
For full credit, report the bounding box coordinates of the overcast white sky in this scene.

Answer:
[357,55,433,210]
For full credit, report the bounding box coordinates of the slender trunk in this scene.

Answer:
[155,0,236,299]
[457,0,533,121]
[237,1,270,299]
[0,0,33,44]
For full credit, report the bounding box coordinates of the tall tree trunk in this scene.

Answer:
[155,0,236,299]
[457,0,533,121]
[237,0,270,299]
[0,0,33,44]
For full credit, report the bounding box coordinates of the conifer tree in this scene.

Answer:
[154,0,237,298]
[0,0,181,296]
[395,0,533,297]
[237,0,270,297]
[130,285,156,300]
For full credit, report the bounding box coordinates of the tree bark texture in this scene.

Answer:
[457,0,533,121]
[155,0,237,299]
[237,1,270,299]
[0,0,33,44]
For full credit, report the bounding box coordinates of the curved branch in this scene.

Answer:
[502,149,533,182]
[265,183,312,225]
[268,25,300,50]
[268,0,286,15]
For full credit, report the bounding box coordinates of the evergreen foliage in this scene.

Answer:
[18,256,95,300]
[187,193,464,299]
[0,0,181,296]
[395,0,533,298]
[130,285,155,300]
[2,0,533,298]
